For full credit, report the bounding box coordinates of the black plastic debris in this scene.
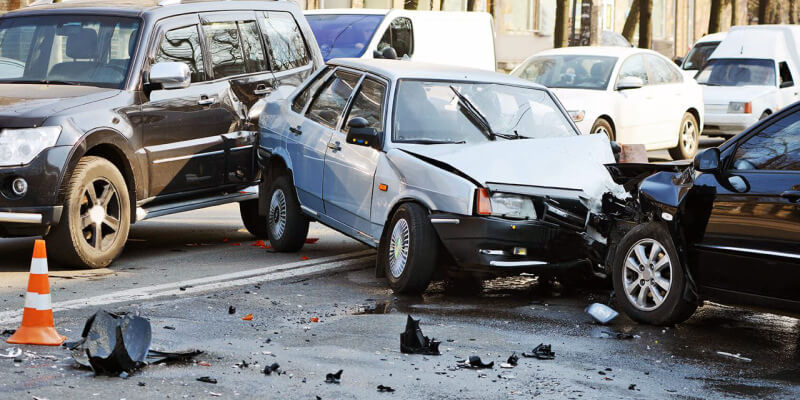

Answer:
[263,362,280,375]
[629,384,637,390]
[400,315,440,356]
[163,326,176,330]
[197,376,217,384]
[325,369,343,384]
[228,306,236,315]
[1,329,15,336]
[598,329,635,340]
[377,384,395,393]
[459,356,494,369]
[507,352,519,366]
[522,343,555,360]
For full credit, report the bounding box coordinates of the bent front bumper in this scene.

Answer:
[430,213,597,273]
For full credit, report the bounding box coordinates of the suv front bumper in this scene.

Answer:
[0,206,63,237]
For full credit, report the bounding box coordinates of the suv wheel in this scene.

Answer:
[266,175,308,252]
[239,200,267,238]
[47,156,130,268]
[612,223,696,325]
[379,203,437,294]
[668,112,699,160]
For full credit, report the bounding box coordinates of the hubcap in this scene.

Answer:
[269,189,287,239]
[623,238,673,311]
[681,119,697,155]
[79,178,121,252]
[594,126,611,140]
[388,218,410,279]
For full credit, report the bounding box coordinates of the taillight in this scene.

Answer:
[476,188,492,215]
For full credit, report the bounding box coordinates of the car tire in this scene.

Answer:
[668,112,699,160]
[265,174,308,252]
[379,203,438,294]
[47,156,130,269]
[239,199,267,238]
[590,119,615,141]
[612,222,696,325]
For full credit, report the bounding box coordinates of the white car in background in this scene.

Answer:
[678,32,726,80]
[512,47,705,160]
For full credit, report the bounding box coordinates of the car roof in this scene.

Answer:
[329,58,546,89]
[305,8,389,15]
[533,46,654,58]
[4,0,290,19]
[695,31,727,44]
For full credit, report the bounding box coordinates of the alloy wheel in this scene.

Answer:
[79,178,121,252]
[623,238,673,311]
[594,126,611,140]
[269,189,287,239]
[680,119,697,155]
[388,218,410,278]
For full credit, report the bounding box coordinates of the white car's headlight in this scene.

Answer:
[727,101,752,114]
[490,193,537,220]
[568,110,585,122]
[0,126,61,167]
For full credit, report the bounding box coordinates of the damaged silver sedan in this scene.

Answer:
[257,59,630,293]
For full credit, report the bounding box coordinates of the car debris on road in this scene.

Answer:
[400,315,441,355]
[523,343,555,360]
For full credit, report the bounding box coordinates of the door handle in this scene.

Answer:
[198,96,216,106]
[254,84,272,96]
[327,141,341,152]
[781,190,800,202]
[289,126,302,135]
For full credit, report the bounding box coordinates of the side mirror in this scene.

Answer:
[673,57,684,66]
[373,47,398,60]
[345,117,380,149]
[694,147,721,173]
[149,62,191,90]
[248,98,267,122]
[616,76,644,91]
[781,80,794,88]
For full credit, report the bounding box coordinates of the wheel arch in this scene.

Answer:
[257,149,293,217]
[686,107,702,128]
[595,115,616,135]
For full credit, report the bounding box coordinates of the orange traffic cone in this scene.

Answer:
[7,240,66,346]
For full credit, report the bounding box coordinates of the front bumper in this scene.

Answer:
[430,213,597,273]
[0,206,62,237]
[703,112,756,136]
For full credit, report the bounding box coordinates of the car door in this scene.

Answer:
[287,68,361,212]
[140,16,231,196]
[614,54,657,146]
[644,54,685,148]
[200,13,275,186]
[259,11,316,90]
[693,108,800,301]
[322,74,387,235]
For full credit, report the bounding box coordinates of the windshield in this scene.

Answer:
[681,41,719,70]
[306,14,384,61]
[696,58,776,87]
[0,15,139,89]
[393,80,576,144]
[513,55,617,90]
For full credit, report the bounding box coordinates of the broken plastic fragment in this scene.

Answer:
[264,362,280,375]
[377,384,395,393]
[585,303,619,324]
[716,351,752,362]
[300,256,310,261]
[251,240,266,247]
[325,369,343,384]
[458,356,494,369]
[2,329,16,336]
[242,314,253,321]
[0,347,22,358]
[198,361,211,367]
[310,317,319,323]
[197,376,217,384]
[228,306,236,315]
[507,352,519,366]
[400,315,441,356]
[522,343,555,360]
[600,329,635,340]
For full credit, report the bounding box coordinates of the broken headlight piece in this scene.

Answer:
[490,193,537,220]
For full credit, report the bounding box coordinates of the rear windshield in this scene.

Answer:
[306,14,384,61]
[0,15,140,89]
[681,41,719,70]
[696,58,776,87]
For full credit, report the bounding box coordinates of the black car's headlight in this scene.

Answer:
[0,126,61,167]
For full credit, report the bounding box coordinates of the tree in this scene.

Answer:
[708,0,723,33]
[554,0,570,48]
[791,0,798,24]
[622,0,639,43]
[638,0,652,49]
[758,0,770,23]
[731,0,739,25]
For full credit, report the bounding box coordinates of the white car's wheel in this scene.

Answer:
[668,113,699,160]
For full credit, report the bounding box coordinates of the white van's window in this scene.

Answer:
[696,58,776,87]
[514,55,616,90]
[393,80,575,144]
[377,17,413,58]
[682,42,719,70]
[779,62,794,87]
[306,14,384,61]
[261,12,311,71]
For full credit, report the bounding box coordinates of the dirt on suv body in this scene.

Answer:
[0,0,323,267]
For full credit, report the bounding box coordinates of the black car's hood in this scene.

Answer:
[0,84,121,127]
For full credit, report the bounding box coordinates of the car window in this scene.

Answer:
[733,110,800,170]
[154,25,206,83]
[646,54,681,84]
[306,70,361,129]
[514,55,616,90]
[305,14,384,61]
[618,54,649,85]
[682,42,719,70]
[239,20,266,73]
[696,58,776,87]
[291,66,332,113]
[261,12,311,71]
[377,17,413,58]
[344,77,386,133]
[779,61,794,87]
[203,21,246,78]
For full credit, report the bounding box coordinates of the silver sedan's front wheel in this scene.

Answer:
[380,203,437,294]
[623,239,673,311]
[388,218,410,278]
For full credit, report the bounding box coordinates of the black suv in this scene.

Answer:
[0,0,323,267]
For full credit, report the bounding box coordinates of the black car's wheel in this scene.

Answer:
[612,223,696,325]
[266,175,308,252]
[239,199,267,238]
[47,156,130,269]
[590,119,615,141]
[668,112,699,160]
[379,203,438,294]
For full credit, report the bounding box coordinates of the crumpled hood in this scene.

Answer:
[0,84,121,126]
[702,85,775,104]
[397,134,628,211]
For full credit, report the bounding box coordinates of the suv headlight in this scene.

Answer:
[727,101,752,114]
[0,126,61,167]
[490,193,537,220]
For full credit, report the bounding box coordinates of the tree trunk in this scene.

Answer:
[554,0,570,48]
[791,0,798,24]
[758,0,770,23]
[638,0,652,49]
[404,0,418,10]
[708,0,723,33]
[590,0,602,46]
[731,0,738,25]
[622,0,640,43]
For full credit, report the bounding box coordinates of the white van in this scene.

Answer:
[679,31,726,80]
[697,25,800,136]
[304,9,496,71]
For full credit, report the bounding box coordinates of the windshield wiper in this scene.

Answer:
[399,139,466,145]
[0,79,83,86]
[449,85,496,141]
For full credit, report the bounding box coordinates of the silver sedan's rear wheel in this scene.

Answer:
[265,175,308,252]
